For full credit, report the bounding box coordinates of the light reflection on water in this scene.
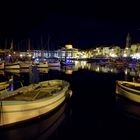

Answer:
[116,96,140,119]
[1,60,140,90]
[1,61,140,139]
[1,60,140,78]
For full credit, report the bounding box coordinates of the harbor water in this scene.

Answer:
[0,61,140,140]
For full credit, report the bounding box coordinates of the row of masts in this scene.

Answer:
[3,35,51,52]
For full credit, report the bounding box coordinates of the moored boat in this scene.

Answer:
[48,58,61,67]
[19,61,32,69]
[116,80,140,103]
[35,61,48,68]
[0,102,70,139]
[48,61,61,67]
[61,59,75,66]
[0,79,72,127]
[4,62,20,69]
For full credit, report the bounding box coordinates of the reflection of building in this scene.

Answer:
[29,66,40,84]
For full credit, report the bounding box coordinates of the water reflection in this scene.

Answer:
[49,67,61,71]
[116,96,140,120]
[85,63,124,74]
[124,67,140,77]
[0,70,4,75]
[0,61,101,76]
[37,68,49,74]
[29,66,40,84]
[2,60,140,139]
[61,66,75,75]
[0,102,72,140]
[2,60,140,81]
[5,69,20,74]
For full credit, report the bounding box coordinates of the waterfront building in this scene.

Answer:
[3,38,140,61]
[26,44,79,60]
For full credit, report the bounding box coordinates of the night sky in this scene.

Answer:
[0,0,140,50]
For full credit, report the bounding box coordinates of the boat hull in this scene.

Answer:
[48,62,61,67]
[116,81,140,103]
[20,62,32,68]
[36,62,48,68]
[0,102,69,139]
[0,80,72,126]
[5,63,20,69]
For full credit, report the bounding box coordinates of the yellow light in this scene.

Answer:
[65,44,73,49]
[65,70,73,74]
[28,54,32,57]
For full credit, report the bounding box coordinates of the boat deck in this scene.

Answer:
[0,84,63,101]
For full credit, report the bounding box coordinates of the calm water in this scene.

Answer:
[0,61,140,140]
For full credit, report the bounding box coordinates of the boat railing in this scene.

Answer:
[0,80,23,94]
[0,81,25,100]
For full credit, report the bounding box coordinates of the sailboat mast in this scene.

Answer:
[47,35,50,58]
[5,39,7,49]
[10,40,14,51]
[28,39,31,52]
[40,36,44,60]
[27,39,32,61]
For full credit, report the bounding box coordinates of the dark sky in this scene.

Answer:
[0,0,140,49]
